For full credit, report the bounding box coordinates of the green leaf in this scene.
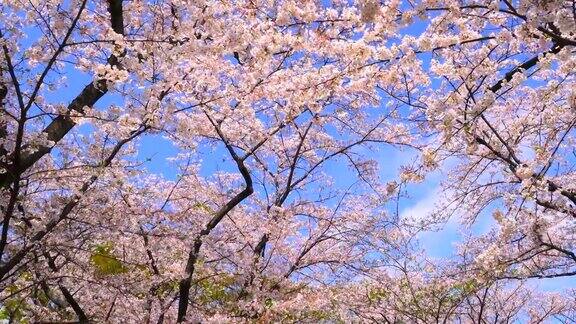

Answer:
[193,202,213,213]
[0,298,29,323]
[89,242,128,276]
[368,287,388,302]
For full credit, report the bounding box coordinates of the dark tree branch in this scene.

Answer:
[108,0,125,35]
[43,251,89,322]
[0,0,126,189]
[488,44,564,94]
[176,112,254,322]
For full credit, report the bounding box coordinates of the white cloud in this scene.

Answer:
[400,186,460,258]
[400,186,451,222]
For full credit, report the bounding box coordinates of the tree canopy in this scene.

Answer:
[0,0,575,322]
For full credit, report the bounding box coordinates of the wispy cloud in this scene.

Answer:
[400,186,460,258]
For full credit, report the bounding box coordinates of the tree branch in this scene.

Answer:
[176,112,253,322]
[0,0,126,189]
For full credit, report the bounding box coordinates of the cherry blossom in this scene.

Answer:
[0,0,574,322]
